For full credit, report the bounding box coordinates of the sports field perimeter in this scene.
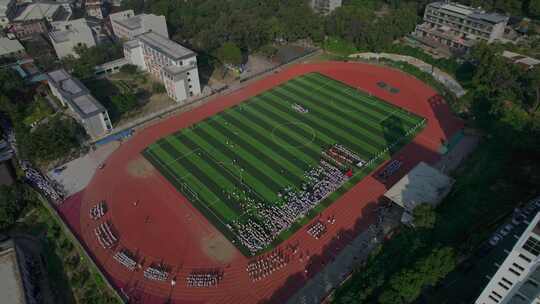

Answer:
[142,72,425,255]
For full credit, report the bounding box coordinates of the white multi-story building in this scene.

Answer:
[414,1,508,52]
[110,10,168,40]
[46,69,113,139]
[310,0,342,14]
[124,31,200,103]
[49,18,96,59]
[476,205,540,304]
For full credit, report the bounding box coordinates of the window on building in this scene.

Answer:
[509,268,520,276]
[523,237,540,256]
[512,263,525,272]
[492,291,502,299]
[497,282,509,290]
[502,277,513,286]
[488,295,500,303]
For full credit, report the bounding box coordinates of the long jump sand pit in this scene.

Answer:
[126,156,156,178]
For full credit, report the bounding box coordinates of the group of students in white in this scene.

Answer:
[291,103,309,114]
[307,220,327,240]
[94,222,118,249]
[144,265,169,281]
[230,144,362,255]
[89,201,107,220]
[247,250,289,281]
[113,250,137,271]
[186,270,223,287]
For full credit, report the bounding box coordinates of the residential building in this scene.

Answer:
[85,0,103,19]
[0,238,38,304]
[310,0,342,14]
[0,0,16,28]
[476,208,540,304]
[8,2,70,39]
[124,31,200,103]
[49,18,96,59]
[46,69,113,139]
[111,11,168,40]
[0,37,25,58]
[502,51,540,70]
[414,1,509,53]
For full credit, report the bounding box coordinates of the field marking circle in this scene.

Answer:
[271,122,316,149]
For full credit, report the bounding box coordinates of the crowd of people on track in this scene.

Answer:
[186,270,223,287]
[114,250,137,271]
[95,222,117,249]
[90,201,107,220]
[247,250,288,281]
[144,265,169,281]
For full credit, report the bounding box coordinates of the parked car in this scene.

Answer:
[500,224,513,236]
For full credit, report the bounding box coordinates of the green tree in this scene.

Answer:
[0,69,24,98]
[412,203,437,229]
[110,93,138,115]
[216,42,242,65]
[0,183,34,231]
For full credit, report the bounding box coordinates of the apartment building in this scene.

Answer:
[414,1,508,52]
[8,2,70,39]
[310,0,342,14]
[110,10,168,40]
[476,207,540,304]
[124,31,200,103]
[46,69,113,139]
[49,18,96,59]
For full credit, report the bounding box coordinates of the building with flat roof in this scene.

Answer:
[49,18,96,59]
[502,51,540,70]
[111,11,168,40]
[476,205,540,304]
[0,37,25,58]
[310,0,342,14]
[124,31,200,103]
[414,1,508,53]
[384,161,454,225]
[0,238,38,304]
[46,69,112,138]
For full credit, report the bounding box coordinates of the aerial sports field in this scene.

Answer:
[142,72,425,255]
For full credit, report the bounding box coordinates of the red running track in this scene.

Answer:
[58,62,463,304]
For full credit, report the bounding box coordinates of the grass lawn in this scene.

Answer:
[143,72,425,255]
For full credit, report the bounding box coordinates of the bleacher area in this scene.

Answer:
[142,72,426,255]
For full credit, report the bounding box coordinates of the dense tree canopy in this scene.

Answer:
[0,183,34,231]
[412,203,437,229]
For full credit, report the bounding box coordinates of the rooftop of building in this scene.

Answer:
[0,239,26,304]
[137,31,195,60]
[49,18,94,44]
[428,1,508,24]
[47,69,106,118]
[0,37,24,56]
[13,2,63,21]
[113,13,162,30]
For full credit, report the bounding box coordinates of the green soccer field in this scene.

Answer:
[142,72,425,255]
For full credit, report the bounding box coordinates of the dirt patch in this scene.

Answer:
[201,233,237,263]
[126,157,155,178]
